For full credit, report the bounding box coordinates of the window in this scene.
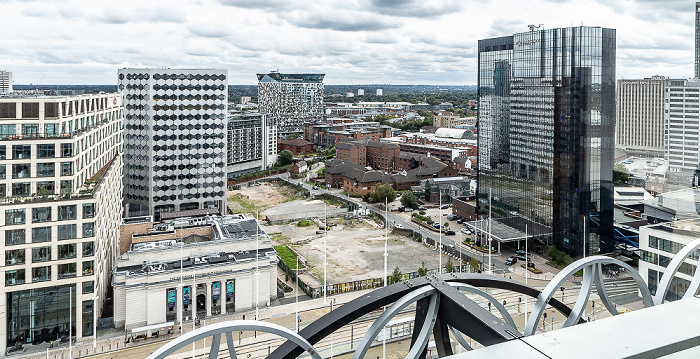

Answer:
[32,207,52,223]
[57,224,77,240]
[12,183,30,197]
[82,281,94,294]
[12,163,30,179]
[0,124,16,138]
[0,145,5,159]
[60,180,72,195]
[5,269,25,286]
[32,246,51,262]
[36,181,55,196]
[82,260,94,275]
[58,243,76,259]
[37,144,55,158]
[83,203,95,218]
[21,124,38,136]
[32,266,50,282]
[5,208,25,224]
[5,249,25,266]
[12,145,31,159]
[5,229,25,245]
[83,241,94,257]
[32,227,51,242]
[61,162,73,176]
[58,263,76,279]
[37,163,55,177]
[58,205,77,220]
[44,124,58,137]
[0,165,5,179]
[60,143,73,157]
[82,222,94,238]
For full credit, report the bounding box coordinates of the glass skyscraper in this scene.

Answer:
[477,26,616,256]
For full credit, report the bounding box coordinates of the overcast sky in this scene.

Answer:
[0,0,696,85]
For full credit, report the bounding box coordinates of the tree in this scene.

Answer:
[390,266,403,284]
[469,258,480,273]
[278,150,294,166]
[369,184,397,204]
[417,261,428,277]
[613,163,629,185]
[286,133,300,140]
[400,191,419,209]
[444,257,454,273]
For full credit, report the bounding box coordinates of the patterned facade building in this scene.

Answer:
[0,93,124,351]
[257,72,324,136]
[478,26,616,255]
[616,77,667,157]
[118,69,228,219]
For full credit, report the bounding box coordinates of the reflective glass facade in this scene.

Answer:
[477,27,616,255]
[6,284,76,346]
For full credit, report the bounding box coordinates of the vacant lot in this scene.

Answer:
[227,182,300,216]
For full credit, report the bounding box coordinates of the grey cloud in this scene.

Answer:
[285,14,399,32]
[216,0,290,10]
[369,0,464,18]
[189,24,231,38]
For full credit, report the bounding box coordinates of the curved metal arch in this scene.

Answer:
[147,320,321,359]
[352,286,438,359]
[654,237,700,305]
[448,282,517,329]
[270,274,578,359]
[524,256,653,336]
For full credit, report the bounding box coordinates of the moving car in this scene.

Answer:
[445,230,456,236]
[394,224,404,229]
[505,256,518,265]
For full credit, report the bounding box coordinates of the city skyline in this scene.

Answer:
[0,0,695,85]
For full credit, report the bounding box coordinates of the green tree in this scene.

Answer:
[400,191,419,209]
[278,150,294,166]
[417,261,429,277]
[444,222,449,228]
[613,163,629,185]
[469,258,480,273]
[390,266,403,284]
[444,257,454,273]
[286,133,300,140]
[369,184,397,204]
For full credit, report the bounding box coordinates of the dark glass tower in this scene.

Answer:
[477,26,616,256]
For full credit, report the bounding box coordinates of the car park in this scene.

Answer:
[505,256,517,265]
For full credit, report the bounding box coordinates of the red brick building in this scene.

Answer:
[277,138,314,155]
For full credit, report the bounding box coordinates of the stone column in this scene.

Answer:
[221,281,226,315]
[206,282,212,317]
[176,286,182,325]
[191,285,196,322]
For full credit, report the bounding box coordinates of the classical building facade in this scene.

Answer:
[118,69,228,219]
[257,72,324,136]
[0,93,124,350]
[113,214,277,332]
[478,26,616,255]
[616,77,667,157]
[226,113,278,179]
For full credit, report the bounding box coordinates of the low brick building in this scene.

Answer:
[277,138,314,155]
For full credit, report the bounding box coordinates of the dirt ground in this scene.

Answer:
[227,183,299,215]
[267,219,451,284]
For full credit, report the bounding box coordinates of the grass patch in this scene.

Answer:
[297,219,314,227]
[521,264,543,274]
[269,232,288,243]
[274,246,299,270]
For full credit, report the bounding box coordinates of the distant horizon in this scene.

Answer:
[11,83,479,87]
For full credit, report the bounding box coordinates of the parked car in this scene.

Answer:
[403,207,414,212]
[312,185,319,190]
[418,206,427,211]
[432,223,441,229]
[456,219,464,224]
[394,224,404,229]
[505,256,518,265]
[515,250,532,257]
[445,230,456,236]
[446,214,458,220]
[440,205,450,209]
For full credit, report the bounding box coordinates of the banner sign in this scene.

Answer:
[213,282,221,301]
[183,287,191,306]
[167,289,176,309]
[226,281,234,299]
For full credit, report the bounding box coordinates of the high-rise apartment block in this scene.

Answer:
[119,69,228,219]
[0,71,12,94]
[226,113,278,179]
[616,77,667,157]
[257,72,324,136]
[0,93,124,351]
[665,79,700,172]
[478,26,616,256]
[696,2,700,78]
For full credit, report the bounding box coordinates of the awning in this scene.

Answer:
[130,322,174,334]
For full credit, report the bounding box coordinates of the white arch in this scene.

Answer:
[147,320,321,359]
[654,237,700,305]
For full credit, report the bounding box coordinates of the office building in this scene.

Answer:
[113,214,277,332]
[357,89,364,96]
[665,79,700,172]
[256,72,324,136]
[376,89,383,96]
[0,93,124,351]
[118,69,228,219]
[696,2,700,78]
[477,26,616,255]
[226,113,278,179]
[616,77,667,157]
[0,71,12,94]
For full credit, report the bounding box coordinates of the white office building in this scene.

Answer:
[0,71,12,94]
[118,69,228,219]
[226,113,278,179]
[665,79,700,172]
[113,214,277,333]
[0,93,124,351]
[616,77,667,157]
